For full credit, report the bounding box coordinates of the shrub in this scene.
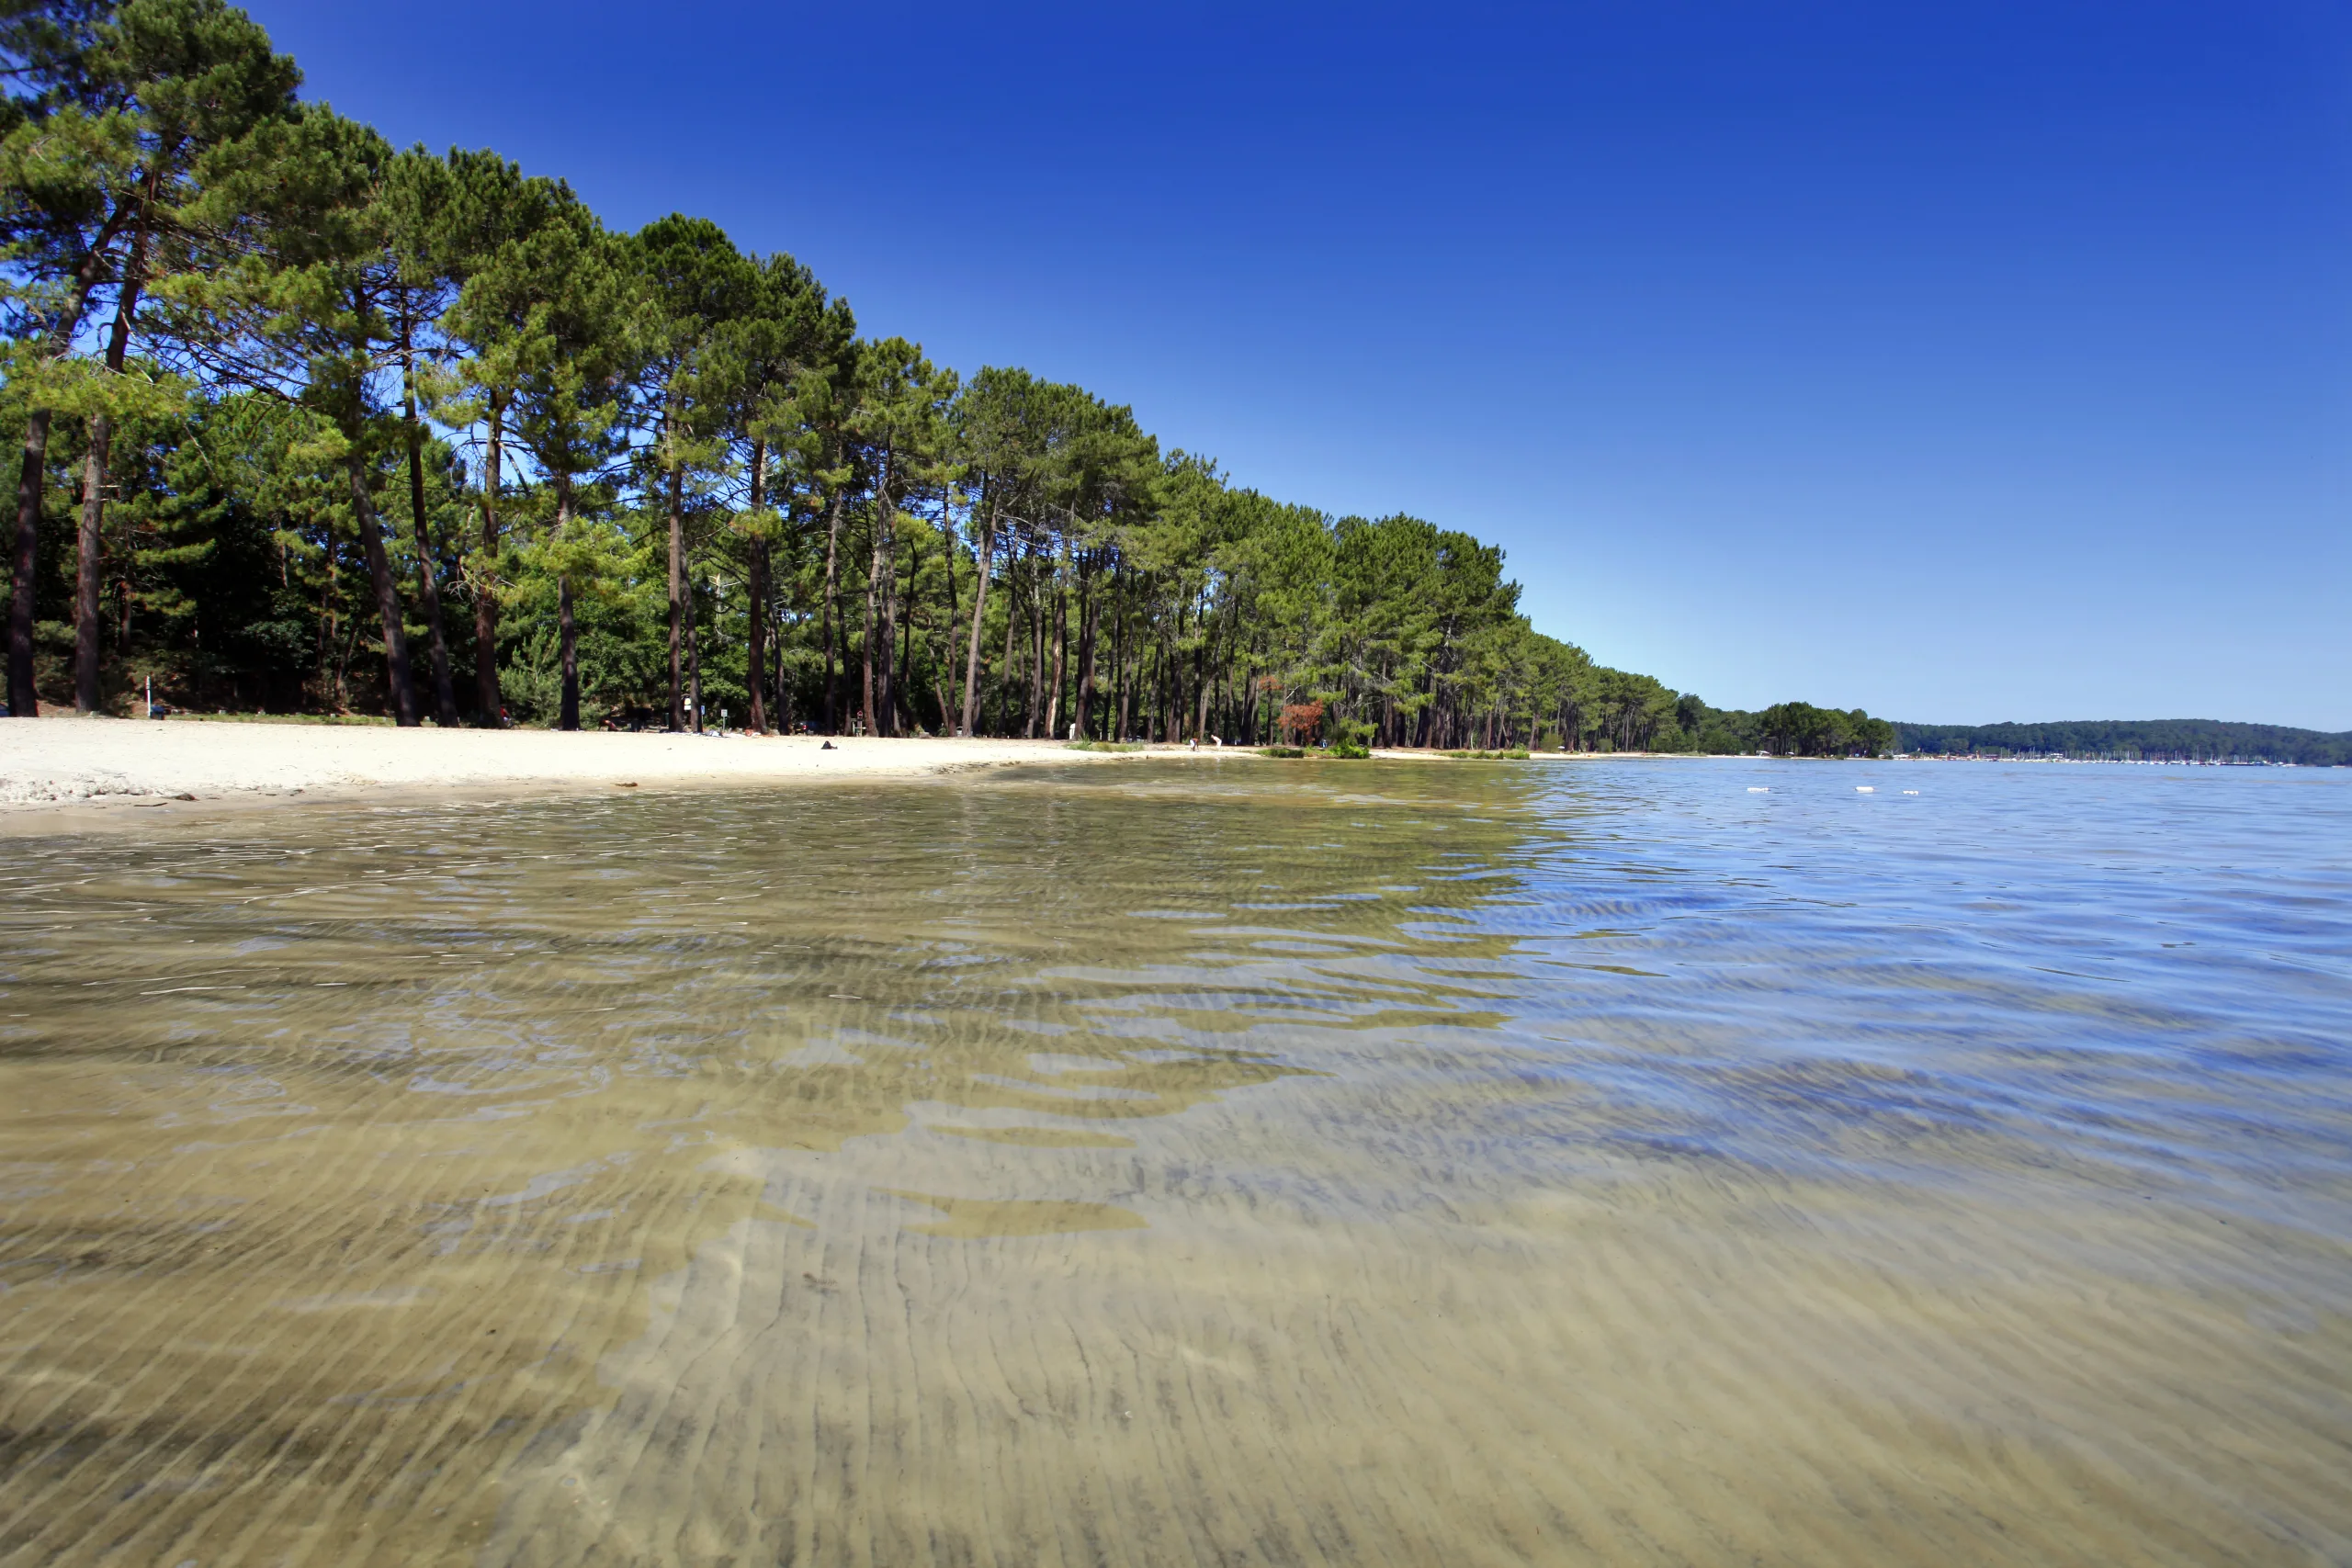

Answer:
[1278,699,1327,746]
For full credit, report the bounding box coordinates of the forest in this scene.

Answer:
[2,0,1904,757]
[1894,720,2352,766]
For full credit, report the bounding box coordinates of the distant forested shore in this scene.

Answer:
[0,4,2283,766]
[1892,720,2352,766]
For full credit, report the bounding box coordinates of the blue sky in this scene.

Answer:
[247,0,2350,728]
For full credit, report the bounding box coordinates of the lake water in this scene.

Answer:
[2,757,2347,1566]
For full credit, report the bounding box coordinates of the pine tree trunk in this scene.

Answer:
[317,543,336,709]
[334,563,359,712]
[897,535,917,731]
[1024,587,1045,738]
[1045,561,1068,739]
[936,487,959,734]
[559,574,578,731]
[1074,554,1101,740]
[315,542,336,706]
[8,264,108,720]
[1115,639,1132,744]
[884,515,905,734]
[927,546,954,733]
[864,452,896,737]
[861,522,880,738]
[9,408,49,717]
[960,497,996,738]
[859,563,877,734]
[687,576,702,732]
[1111,564,1128,741]
[1148,632,1164,742]
[1195,629,1213,741]
[744,438,768,732]
[74,226,151,717]
[771,609,786,730]
[996,574,1021,737]
[879,477,899,734]
[556,474,579,730]
[1144,613,1158,738]
[74,414,107,713]
[474,397,503,724]
[345,456,419,726]
[401,310,458,726]
[667,450,685,732]
[1162,608,1182,741]
[821,482,845,731]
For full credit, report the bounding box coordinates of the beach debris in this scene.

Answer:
[615,781,638,788]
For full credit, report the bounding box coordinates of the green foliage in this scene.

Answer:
[2,0,298,370]
[0,4,2064,751]
[1328,716,1372,758]
[1893,719,2351,764]
[1655,695,1895,757]
[1753,702,1893,759]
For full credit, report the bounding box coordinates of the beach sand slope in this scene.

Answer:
[0,716,1180,812]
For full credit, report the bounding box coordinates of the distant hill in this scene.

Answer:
[1893,719,2352,764]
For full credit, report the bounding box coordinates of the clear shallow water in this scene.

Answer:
[2,757,2347,1566]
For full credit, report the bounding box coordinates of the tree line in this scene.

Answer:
[3,0,1897,756]
[1894,719,2351,765]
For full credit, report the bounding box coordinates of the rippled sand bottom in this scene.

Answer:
[3,764,2347,1565]
[489,1151,2346,1568]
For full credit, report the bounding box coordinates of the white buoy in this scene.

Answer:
[1903,789,1918,795]
[1747,787,1769,793]
[1856,785,1875,793]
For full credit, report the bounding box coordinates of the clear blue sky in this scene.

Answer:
[248,0,2350,728]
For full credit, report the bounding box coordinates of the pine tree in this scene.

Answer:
[428,149,582,723]
[631,214,756,732]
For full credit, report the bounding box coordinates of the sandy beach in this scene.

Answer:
[0,716,1200,817]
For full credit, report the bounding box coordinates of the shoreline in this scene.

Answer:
[1,717,1971,832]
[0,716,1235,829]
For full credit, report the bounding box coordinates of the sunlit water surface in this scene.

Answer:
[2,757,2348,1566]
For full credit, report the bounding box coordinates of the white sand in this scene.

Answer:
[0,716,1198,813]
